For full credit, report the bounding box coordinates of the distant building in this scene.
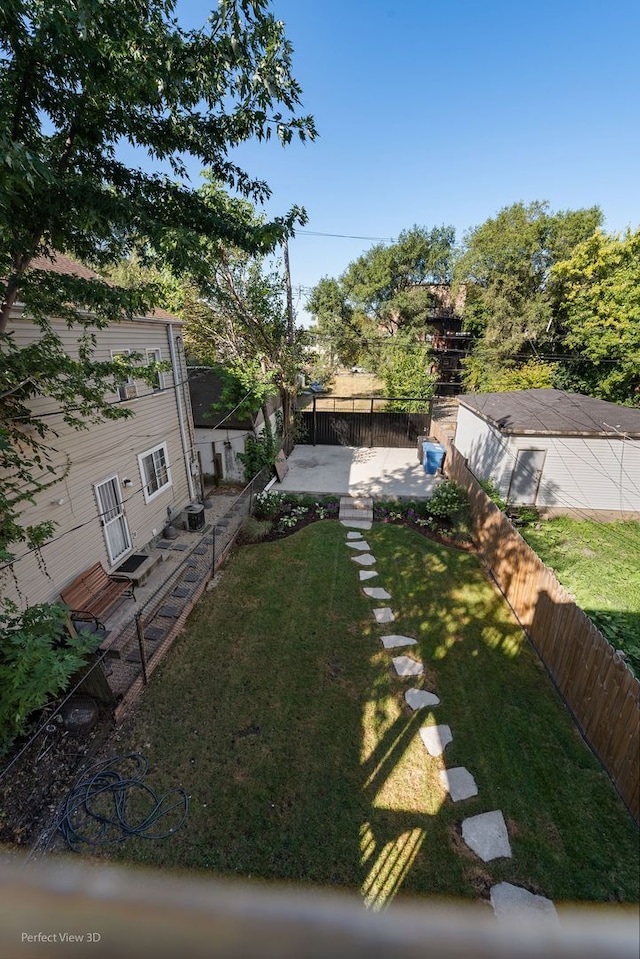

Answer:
[378,284,470,395]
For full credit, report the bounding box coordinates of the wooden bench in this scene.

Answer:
[61,561,135,621]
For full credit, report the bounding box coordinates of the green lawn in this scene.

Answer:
[103,521,639,906]
[520,517,640,677]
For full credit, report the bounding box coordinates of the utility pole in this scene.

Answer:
[283,235,294,347]
[282,236,295,452]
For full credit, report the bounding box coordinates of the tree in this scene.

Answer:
[342,224,456,335]
[306,225,455,388]
[550,229,640,406]
[382,344,436,412]
[306,276,364,368]
[455,201,602,391]
[0,0,315,560]
[180,232,304,452]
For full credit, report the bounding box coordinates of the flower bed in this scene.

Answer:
[250,482,472,548]
[252,491,340,540]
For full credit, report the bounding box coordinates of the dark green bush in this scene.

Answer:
[0,600,95,756]
[426,480,468,519]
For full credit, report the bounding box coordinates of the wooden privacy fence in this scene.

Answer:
[446,444,640,823]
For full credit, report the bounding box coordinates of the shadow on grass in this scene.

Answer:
[363,524,640,905]
[103,521,639,907]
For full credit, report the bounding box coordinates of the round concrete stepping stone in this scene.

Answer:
[439,767,478,801]
[363,587,391,600]
[490,883,558,923]
[373,607,395,624]
[392,656,423,677]
[352,553,376,566]
[359,570,378,581]
[341,520,372,530]
[461,810,512,862]
[346,540,371,550]
[404,688,440,710]
[347,531,363,540]
[382,635,417,649]
[419,724,453,757]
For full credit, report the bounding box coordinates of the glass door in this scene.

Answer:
[95,475,132,565]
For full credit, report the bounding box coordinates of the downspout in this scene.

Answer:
[168,324,196,501]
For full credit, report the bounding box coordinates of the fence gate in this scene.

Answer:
[298,396,432,448]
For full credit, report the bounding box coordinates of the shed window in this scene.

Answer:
[138,443,171,502]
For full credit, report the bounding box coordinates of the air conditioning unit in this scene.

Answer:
[118,384,138,400]
[182,503,205,532]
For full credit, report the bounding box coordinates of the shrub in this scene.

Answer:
[0,601,95,756]
[238,433,279,482]
[426,481,468,520]
[253,489,284,520]
[478,477,507,511]
[237,516,272,545]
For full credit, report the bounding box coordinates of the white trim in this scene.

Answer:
[146,347,165,391]
[94,474,132,565]
[138,442,172,503]
[111,349,137,400]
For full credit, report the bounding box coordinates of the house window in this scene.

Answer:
[111,350,137,401]
[146,348,165,391]
[138,442,171,502]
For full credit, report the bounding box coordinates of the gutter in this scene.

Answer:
[168,323,196,501]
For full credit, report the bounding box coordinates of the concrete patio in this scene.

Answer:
[275,445,440,499]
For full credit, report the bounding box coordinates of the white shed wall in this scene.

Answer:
[195,407,280,484]
[455,406,640,511]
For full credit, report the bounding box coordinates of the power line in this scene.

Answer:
[296,230,394,242]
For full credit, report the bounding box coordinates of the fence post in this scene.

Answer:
[135,612,148,686]
[312,393,317,446]
[369,397,374,448]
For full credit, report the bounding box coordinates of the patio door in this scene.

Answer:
[95,475,132,565]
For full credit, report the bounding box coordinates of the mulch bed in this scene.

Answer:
[261,510,475,552]
[0,703,114,852]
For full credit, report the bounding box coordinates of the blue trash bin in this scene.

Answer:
[422,441,446,475]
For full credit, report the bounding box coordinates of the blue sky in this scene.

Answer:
[174,1,640,322]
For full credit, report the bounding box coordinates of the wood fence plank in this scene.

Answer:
[447,444,640,823]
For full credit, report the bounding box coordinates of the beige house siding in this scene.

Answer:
[3,312,198,608]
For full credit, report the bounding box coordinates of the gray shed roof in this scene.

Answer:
[458,389,640,438]
[188,367,280,431]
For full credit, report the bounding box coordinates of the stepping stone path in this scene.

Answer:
[339,495,373,530]
[352,553,376,566]
[392,656,424,677]
[489,883,558,923]
[461,811,512,862]
[439,767,478,801]
[381,635,417,649]
[419,724,453,757]
[373,607,395,624]
[405,689,440,709]
[341,507,555,917]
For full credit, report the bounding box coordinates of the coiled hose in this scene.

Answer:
[57,752,189,850]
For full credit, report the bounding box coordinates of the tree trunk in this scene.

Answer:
[260,401,273,444]
[280,388,294,456]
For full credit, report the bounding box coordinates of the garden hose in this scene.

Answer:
[56,752,189,850]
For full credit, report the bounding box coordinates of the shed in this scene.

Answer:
[188,367,280,483]
[455,389,640,515]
